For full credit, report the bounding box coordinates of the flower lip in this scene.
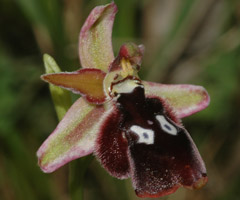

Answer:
[136,185,180,198]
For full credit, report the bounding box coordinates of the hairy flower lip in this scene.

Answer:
[136,185,180,198]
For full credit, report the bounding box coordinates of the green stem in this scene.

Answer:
[43,54,92,200]
[69,156,93,200]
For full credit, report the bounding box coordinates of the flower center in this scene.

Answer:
[103,58,142,99]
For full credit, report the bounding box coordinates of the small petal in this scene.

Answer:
[143,81,210,118]
[37,97,106,173]
[79,2,117,71]
[41,68,106,104]
[94,103,130,179]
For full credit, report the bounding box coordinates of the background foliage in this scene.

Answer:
[0,0,240,199]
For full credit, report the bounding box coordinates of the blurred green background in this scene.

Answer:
[0,0,240,199]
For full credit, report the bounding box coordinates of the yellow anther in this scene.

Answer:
[121,58,134,77]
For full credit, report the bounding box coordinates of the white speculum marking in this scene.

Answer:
[156,115,178,136]
[130,125,154,145]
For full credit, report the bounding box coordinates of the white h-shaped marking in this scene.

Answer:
[130,125,154,145]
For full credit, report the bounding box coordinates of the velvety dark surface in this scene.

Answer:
[95,107,130,179]
[117,86,206,197]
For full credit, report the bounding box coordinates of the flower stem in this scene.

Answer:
[43,54,92,200]
[69,156,93,200]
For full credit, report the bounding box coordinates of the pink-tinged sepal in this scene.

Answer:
[143,81,210,118]
[37,98,106,173]
[79,2,117,72]
[94,103,130,179]
[41,68,106,104]
[114,86,207,198]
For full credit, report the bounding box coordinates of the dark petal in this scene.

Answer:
[116,86,207,197]
[94,104,130,179]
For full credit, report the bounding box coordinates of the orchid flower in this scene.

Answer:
[37,2,210,198]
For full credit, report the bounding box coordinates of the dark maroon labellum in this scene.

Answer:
[96,82,207,197]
